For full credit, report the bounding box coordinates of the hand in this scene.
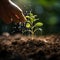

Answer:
[0,0,26,24]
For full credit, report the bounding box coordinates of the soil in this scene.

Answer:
[0,33,60,60]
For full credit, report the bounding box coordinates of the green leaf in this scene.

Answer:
[26,23,31,28]
[35,22,43,27]
[34,18,39,22]
[26,16,30,18]
[26,20,31,23]
[30,17,34,23]
[30,11,33,16]
[34,15,37,17]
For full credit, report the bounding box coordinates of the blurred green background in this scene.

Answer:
[0,0,60,35]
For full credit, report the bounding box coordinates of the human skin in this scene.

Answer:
[0,0,26,24]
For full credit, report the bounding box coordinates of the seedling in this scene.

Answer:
[23,11,43,38]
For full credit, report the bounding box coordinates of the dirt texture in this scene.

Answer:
[0,33,60,60]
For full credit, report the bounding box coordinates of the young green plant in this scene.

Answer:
[23,11,43,38]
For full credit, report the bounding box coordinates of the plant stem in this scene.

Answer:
[31,22,34,40]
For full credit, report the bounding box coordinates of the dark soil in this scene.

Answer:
[0,33,60,60]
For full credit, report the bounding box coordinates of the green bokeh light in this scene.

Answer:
[48,16,58,26]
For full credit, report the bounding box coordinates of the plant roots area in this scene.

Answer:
[0,33,60,60]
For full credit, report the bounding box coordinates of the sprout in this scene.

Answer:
[23,11,43,36]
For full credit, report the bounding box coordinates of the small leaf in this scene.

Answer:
[34,15,37,17]
[30,17,34,23]
[34,18,39,22]
[26,20,31,23]
[26,23,31,28]
[35,22,43,27]
[30,11,33,16]
[26,16,30,18]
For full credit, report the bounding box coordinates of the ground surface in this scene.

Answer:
[0,33,60,60]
